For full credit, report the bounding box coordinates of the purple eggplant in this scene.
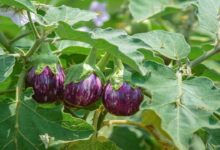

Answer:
[103,82,143,116]
[26,65,65,103]
[64,74,102,107]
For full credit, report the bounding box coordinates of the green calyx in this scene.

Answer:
[65,63,105,85]
[35,63,58,75]
[109,58,125,90]
[84,47,97,66]
[65,47,105,85]
[29,42,59,66]
[29,53,59,65]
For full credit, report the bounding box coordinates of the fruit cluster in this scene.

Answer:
[26,65,143,116]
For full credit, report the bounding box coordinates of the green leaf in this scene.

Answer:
[206,128,220,149]
[0,90,94,149]
[133,30,190,60]
[109,126,160,150]
[55,40,91,55]
[0,55,15,83]
[194,0,220,37]
[132,61,220,150]
[129,0,176,20]
[56,23,150,75]
[0,0,36,12]
[61,136,121,150]
[44,5,96,25]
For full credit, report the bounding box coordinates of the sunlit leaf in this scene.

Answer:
[194,0,220,37]
[129,0,176,20]
[44,5,96,25]
[133,30,190,60]
[132,61,220,150]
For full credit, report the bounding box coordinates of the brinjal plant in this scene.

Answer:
[0,0,220,150]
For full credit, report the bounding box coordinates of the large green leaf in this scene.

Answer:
[0,90,94,149]
[194,0,220,37]
[133,30,190,60]
[44,5,96,25]
[56,22,150,75]
[129,0,176,20]
[0,0,35,12]
[0,55,15,83]
[132,61,220,150]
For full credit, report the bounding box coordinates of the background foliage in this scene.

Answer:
[0,0,220,150]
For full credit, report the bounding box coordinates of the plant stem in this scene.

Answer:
[85,47,97,65]
[190,46,220,68]
[16,66,27,102]
[9,31,32,45]
[25,38,43,58]
[190,34,220,68]
[97,52,111,71]
[0,33,13,52]
[114,57,124,71]
[92,108,101,138]
[92,106,106,138]
[27,11,40,39]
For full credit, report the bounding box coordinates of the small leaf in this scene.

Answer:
[0,55,15,83]
[44,5,96,25]
[129,0,176,20]
[133,30,190,60]
[194,0,220,37]
[0,90,94,149]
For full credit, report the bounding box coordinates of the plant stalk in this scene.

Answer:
[27,11,40,39]
[97,52,111,71]
[9,31,32,45]
[190,46,220,68]
[25,38,43,58]
[0,33,13,52]
[92,106,106,138]
[16,66,27,102]
[85,47,97,65]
